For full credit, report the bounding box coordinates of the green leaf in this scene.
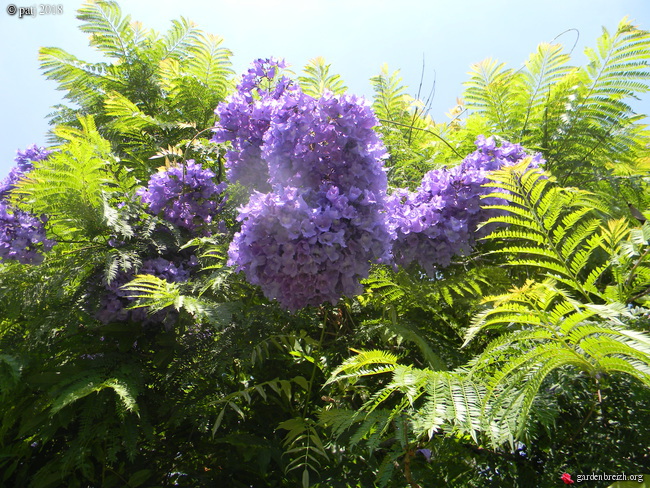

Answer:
[77,0,136,59]
[299,56,347,97]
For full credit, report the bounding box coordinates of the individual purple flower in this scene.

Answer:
[386,136,544,274]
[136,161,227,235]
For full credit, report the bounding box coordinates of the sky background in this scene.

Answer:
[1,0,649,177]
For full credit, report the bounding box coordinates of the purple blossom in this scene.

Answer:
[237,57,290,101]
[0,145,55,264]
[0,167,27,200]
[212,58,296,191]
[14,144,52,170]
[262,91,388,192]
[215,59,392,310]
[137,161,227,235]
[0,203,55,264]
[0,144,52,199]
[228,186,390,311]
[212,92,273,191]
[386,136,544,274]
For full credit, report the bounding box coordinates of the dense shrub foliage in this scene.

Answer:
[1,3,649,488]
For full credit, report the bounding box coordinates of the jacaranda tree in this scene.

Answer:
[1,2,649,488]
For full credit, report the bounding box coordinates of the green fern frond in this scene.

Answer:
[39,47,112,107]
[481,162,609,299]
[518,42,573,138]
[77,0,136,59]
[158,57,182,93]
[583,17,650,104]
[371,64,410,123]
[460,19,650,187]
[326,353,486,445]
[121,274,233,327]
[277,417,329,487]
[463,274,650,445]
[298,57,347,97]
[14,116,116,238]
[121,274,180,311]
[483,162,648,305]
[160,17,200,61]
[186,33,233,94]
[550,18,650,181]
[362,264,495,311]
[464,58,515,133]
[326,349,400,386]
[360,270,406,305]
[50,375,139,415]
[104,91,159,134]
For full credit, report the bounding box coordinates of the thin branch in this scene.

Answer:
[378,119,462,159]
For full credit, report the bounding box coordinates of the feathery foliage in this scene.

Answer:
[462,17,650,189]
[40,0,234,177]
[3,5,650,487]
[298,56,347,98]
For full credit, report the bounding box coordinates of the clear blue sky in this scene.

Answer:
[1,0,649,177]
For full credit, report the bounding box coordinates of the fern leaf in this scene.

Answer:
[51,376,139,415]
[14,116,116,238]
[371,64,410,123]
[326,350,399,385]
[39,47,112,107]
[298,57,347,97]
[186,33,233,95]
[518,42,573,137]
[160,17,200,61]
[464,58,515,133]
[77,0,136,59]
[104,91,159,133]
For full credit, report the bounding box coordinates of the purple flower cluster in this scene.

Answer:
[96,256,195,325]
[212,58,294,192]
[262,91,388,193]
[14,144,52,169]
[386,136,544,274]
[229,184,389,310]
[137,160,227,235]
[0,144,52,199]
[0,145,55,265]
[0,206,55,264]
[216,59,391,310]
